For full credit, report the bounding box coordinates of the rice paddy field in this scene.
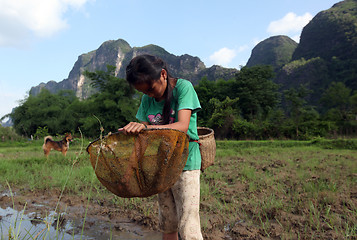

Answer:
[0,136,356,239]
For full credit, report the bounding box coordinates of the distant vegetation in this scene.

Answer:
[194,65,357,140]
[0,125,22,141]
[6,65,357,140]
[9,66,138,138]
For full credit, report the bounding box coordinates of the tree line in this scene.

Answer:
[8,65,357,140]
[10,66,138,138]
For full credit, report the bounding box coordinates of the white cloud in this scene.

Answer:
[0,0,91,47]
[267,12,313,36]
[209,47,237,66]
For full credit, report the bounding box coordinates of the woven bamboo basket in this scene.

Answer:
[197,127,216,171]
[86,129,189,198]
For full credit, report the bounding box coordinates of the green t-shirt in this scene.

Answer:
[136,79,202,170]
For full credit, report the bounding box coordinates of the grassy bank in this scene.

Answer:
[0,137,356,239]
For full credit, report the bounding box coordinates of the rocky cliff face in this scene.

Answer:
[30,39,238,99]
[293,0,357,61]
[278,0,357,92]
[246,0,357,106]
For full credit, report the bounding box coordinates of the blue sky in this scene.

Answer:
[0,0,339,119]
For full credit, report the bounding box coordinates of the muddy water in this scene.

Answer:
[0,206,161,240]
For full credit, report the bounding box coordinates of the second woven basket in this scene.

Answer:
[197,127,216,171]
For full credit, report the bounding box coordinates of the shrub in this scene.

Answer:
[33,126,50,140]
[0,125,23,141]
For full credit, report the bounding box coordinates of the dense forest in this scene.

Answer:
[7,65,357,140]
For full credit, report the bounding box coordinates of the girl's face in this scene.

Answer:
[134,69,167,101]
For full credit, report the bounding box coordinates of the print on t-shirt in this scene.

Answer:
[148,109,175,125]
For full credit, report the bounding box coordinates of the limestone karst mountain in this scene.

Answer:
[246,35,298,71]
[246,0,357,106]
[30,0,357,108]
[30,39,238,99]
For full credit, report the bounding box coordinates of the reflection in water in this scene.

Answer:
[0,207,161,240]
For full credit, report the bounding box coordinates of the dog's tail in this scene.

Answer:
[44,136,53,144]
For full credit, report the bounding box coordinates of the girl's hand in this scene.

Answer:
[118,122,147,134]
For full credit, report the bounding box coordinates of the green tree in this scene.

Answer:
[320,82,352,121]
[11,89,78,136]
[351,91,357,120]
[195,66,280,139]
[33,126,49,139]
[283,84,315,138]
[11,66,139,138]
[321,83,357,136]
[83,65,138,136]
[233,65,280,120]
[195,78,219,125]
[207,97,239,139]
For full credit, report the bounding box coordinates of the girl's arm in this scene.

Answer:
[119,109,192,134]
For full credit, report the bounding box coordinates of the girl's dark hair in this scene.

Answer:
[126,54,175,124]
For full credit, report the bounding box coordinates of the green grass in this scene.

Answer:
[202,139,357,239]
[0,138,356,239]
[0,139,101,193]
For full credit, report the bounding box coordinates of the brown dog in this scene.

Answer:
[42,133,73,157]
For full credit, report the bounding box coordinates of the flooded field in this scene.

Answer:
[0,190,161,240]
[0,207,161,239]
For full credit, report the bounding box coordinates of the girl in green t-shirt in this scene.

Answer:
[119,54,203,240]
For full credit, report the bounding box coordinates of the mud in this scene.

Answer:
[0,189,161,239]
